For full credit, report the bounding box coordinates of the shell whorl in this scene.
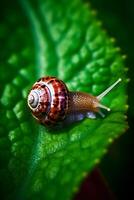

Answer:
[27,76,69,126]
[28,89,40,109]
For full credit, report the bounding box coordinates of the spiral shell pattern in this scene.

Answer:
[27,76,69,126]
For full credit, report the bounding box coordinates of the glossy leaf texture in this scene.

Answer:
[0,0,127,199]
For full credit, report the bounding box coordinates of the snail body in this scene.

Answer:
[27,76,121,127]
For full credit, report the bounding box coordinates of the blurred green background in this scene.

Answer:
[88,0,134,199]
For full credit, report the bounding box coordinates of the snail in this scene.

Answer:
[27,76,121,127]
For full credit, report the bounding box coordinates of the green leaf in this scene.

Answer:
[0,0,127,199]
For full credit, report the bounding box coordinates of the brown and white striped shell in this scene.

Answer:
[27,76,69,126]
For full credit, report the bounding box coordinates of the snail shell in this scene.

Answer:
[27,76,69,126]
